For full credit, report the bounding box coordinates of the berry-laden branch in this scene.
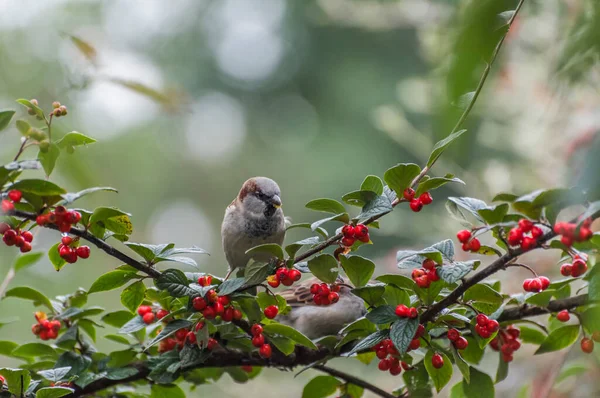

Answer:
[11,209,162,278]
[497,294,590,323]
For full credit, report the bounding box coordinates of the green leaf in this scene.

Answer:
[15,119,30,135]
[478,204,509,225]
[56,131,96,149]
[4,286,53,310]
[357,193,393,222]
[452,367,495,398]
[463,284,503,313]
[376,274,416,291]
[424,350,453,393]
[12,343,56,358]
[0,368,31,397]
[268,335,295,355]
[102,310,135,328]
[218,278,245,296]
[60,187,118,205]
[519,326,547,344]
[382,285,410,306]
[495,352,509,383]
[107,349,137,368]
[342,190,378,207]
[390,317,419,354]
[308,254,339,284]
[311,213,350,230]
[360,175,384,195]
[437,261,477,284]
[427,130,467,167]
[286,222,329,240]
[0,341,18,356]
[416,174,465,197]
[384,163,421,196]
[245,243,284,259]
[48,243,67,272]
[105,334,131,345]
[9,179,66,196]
[302,375,341,398]
[151,384,186,398]
[120,281,146,314]
[263,323,318,350]
[13,252,43,272]
[535,325,580,354]
[351,285,385,306]
[90,206,131,227]
[89,270,140,294]
[38,144,61,176]
[492,193,519,202]
[366,305,398,324]
[446,197,487,223]
[339,255,375,288]
[155,269,195,297]
[556,364,589,383]
[146,319,193,348]
[0,110,15,131]
[244,261,273,286]
[118,315,147,334]
[403,362,433,397]
[16,98,44,117]
[37,367,72,383]
[285,236,321,259]
[36,387,74,398]
[452,348,470,383]
[305,198,346,214]
[345,329,389,356]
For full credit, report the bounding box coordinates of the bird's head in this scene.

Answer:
[238,177,282,217]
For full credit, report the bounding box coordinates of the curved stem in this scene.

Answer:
[314,365,396,398]
[506,263,538,277]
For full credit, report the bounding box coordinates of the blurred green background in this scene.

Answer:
[1,0,599,396]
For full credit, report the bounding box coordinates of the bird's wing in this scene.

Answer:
[279,276,321,307]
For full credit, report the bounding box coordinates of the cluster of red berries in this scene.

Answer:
[431,353,444,369]
[36,206,81,233]
[411,259,440,288]
[1,190,22,213]
[490,326,521,362]
[403,188,433,212]
[267,267,302,288]
[474,313,500,339]
[373,339,410,376]
[158,322,217,353]
[395,304,418,319]
[192,290,242,322]
[456,230,481,252]
[250,324,272,358]
[51,101,68,117]
[310,283,340,306]
[522,275,550,293]
[560,256,588,277]
[57,236,90,264]
[507,219,543,251]
[446,328,468,350]
[31,312,61,341]
[1,223,33,252]
[341,224,370,247]
[554,218,593,247]
[137,305,169,325]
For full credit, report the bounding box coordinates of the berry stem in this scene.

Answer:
[505,263,538,277]
[313,365,397,398]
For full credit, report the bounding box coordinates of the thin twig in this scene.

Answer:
[314,365,396,398]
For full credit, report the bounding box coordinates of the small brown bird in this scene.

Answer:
[278,277,367,339]
[221,177,286,280]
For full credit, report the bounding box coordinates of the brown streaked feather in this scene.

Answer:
[238,178,257,202]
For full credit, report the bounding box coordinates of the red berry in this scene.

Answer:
[222,308,234,322]
[557,310,570,322]
[478,327,491,339]
[57,222,71,233]
[310,284,319,295]
[318,283,330,296]
[195,322,205,332]
[560,263,572,276]
[412,268,425,279]
[206,338,218,350]
[281,277,294,286]
[275,267,288,281]
[456,229,472,243]
[415,324,426,338]
[8,190,22,203]
[2,229,16,245]
[193,297,207,311]
[20,241,32,253]
[0,223,10,234]
[328,292,340,303]
[431,353,444,369]
[408,338,420,350]
[288,269,301,282]
[521,237,536,251]
[252,334,265,347]
[419,192,433,205]
[426,269,440,282]
[531,226,543,238]
[251,324,264,336]
[175,328,188,341]
[476,314,488,327]
[415,275,430,288]
[259,343,272,358]
[341,237,355,247]
[578,228,593,242]
[232,309,243,320]
[186,331,197,344]
[69,211,82,224]
[409,307,418,319]
[522,278,533,292]
[202,306,216,320]
[357,233,370,243]
[64,251,78,263]
[422,259,436,271]
[142,312,155,324]
[395,304,410,318]
[581,337,594,353]
[409,199,423,212]
[264,305,278,319]
[218,296,231,306]
[447,328,460,341]
[518,219,533,233]
[21,231,33,243]
[213,302,225,316]
[454,336,468,350]
[137,305,153,316]
[50,320,61,331]
[157,309,169,320]
[354,224,369,239]
[47,329,58,340]
[539,276,550,290]
[468,238,481,252]
[487,319,500,333]
[572,259,588,277]
[560,235,574,247]
[241,365,253,373]
[1,200,15,213]
[592,331,600,342]
[36,215,47,226]
[401,362,411,371]
[507,327,520,339]
[389,362,402,376]
[378,359,391,371]
[14,235,25,247]
[507,228,523,246]
[403,188,415,201]
[61,236,73,245]
[76,246,90,259]
[376,349,387,359]
[341,224,356,238]
[267,276,280,288]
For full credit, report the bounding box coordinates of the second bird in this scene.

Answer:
[221,177,286,280]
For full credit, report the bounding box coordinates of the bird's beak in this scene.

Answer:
[270,195,282,208]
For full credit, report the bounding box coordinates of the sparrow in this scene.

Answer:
[278,276,367,339]
[221,177,286,280]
